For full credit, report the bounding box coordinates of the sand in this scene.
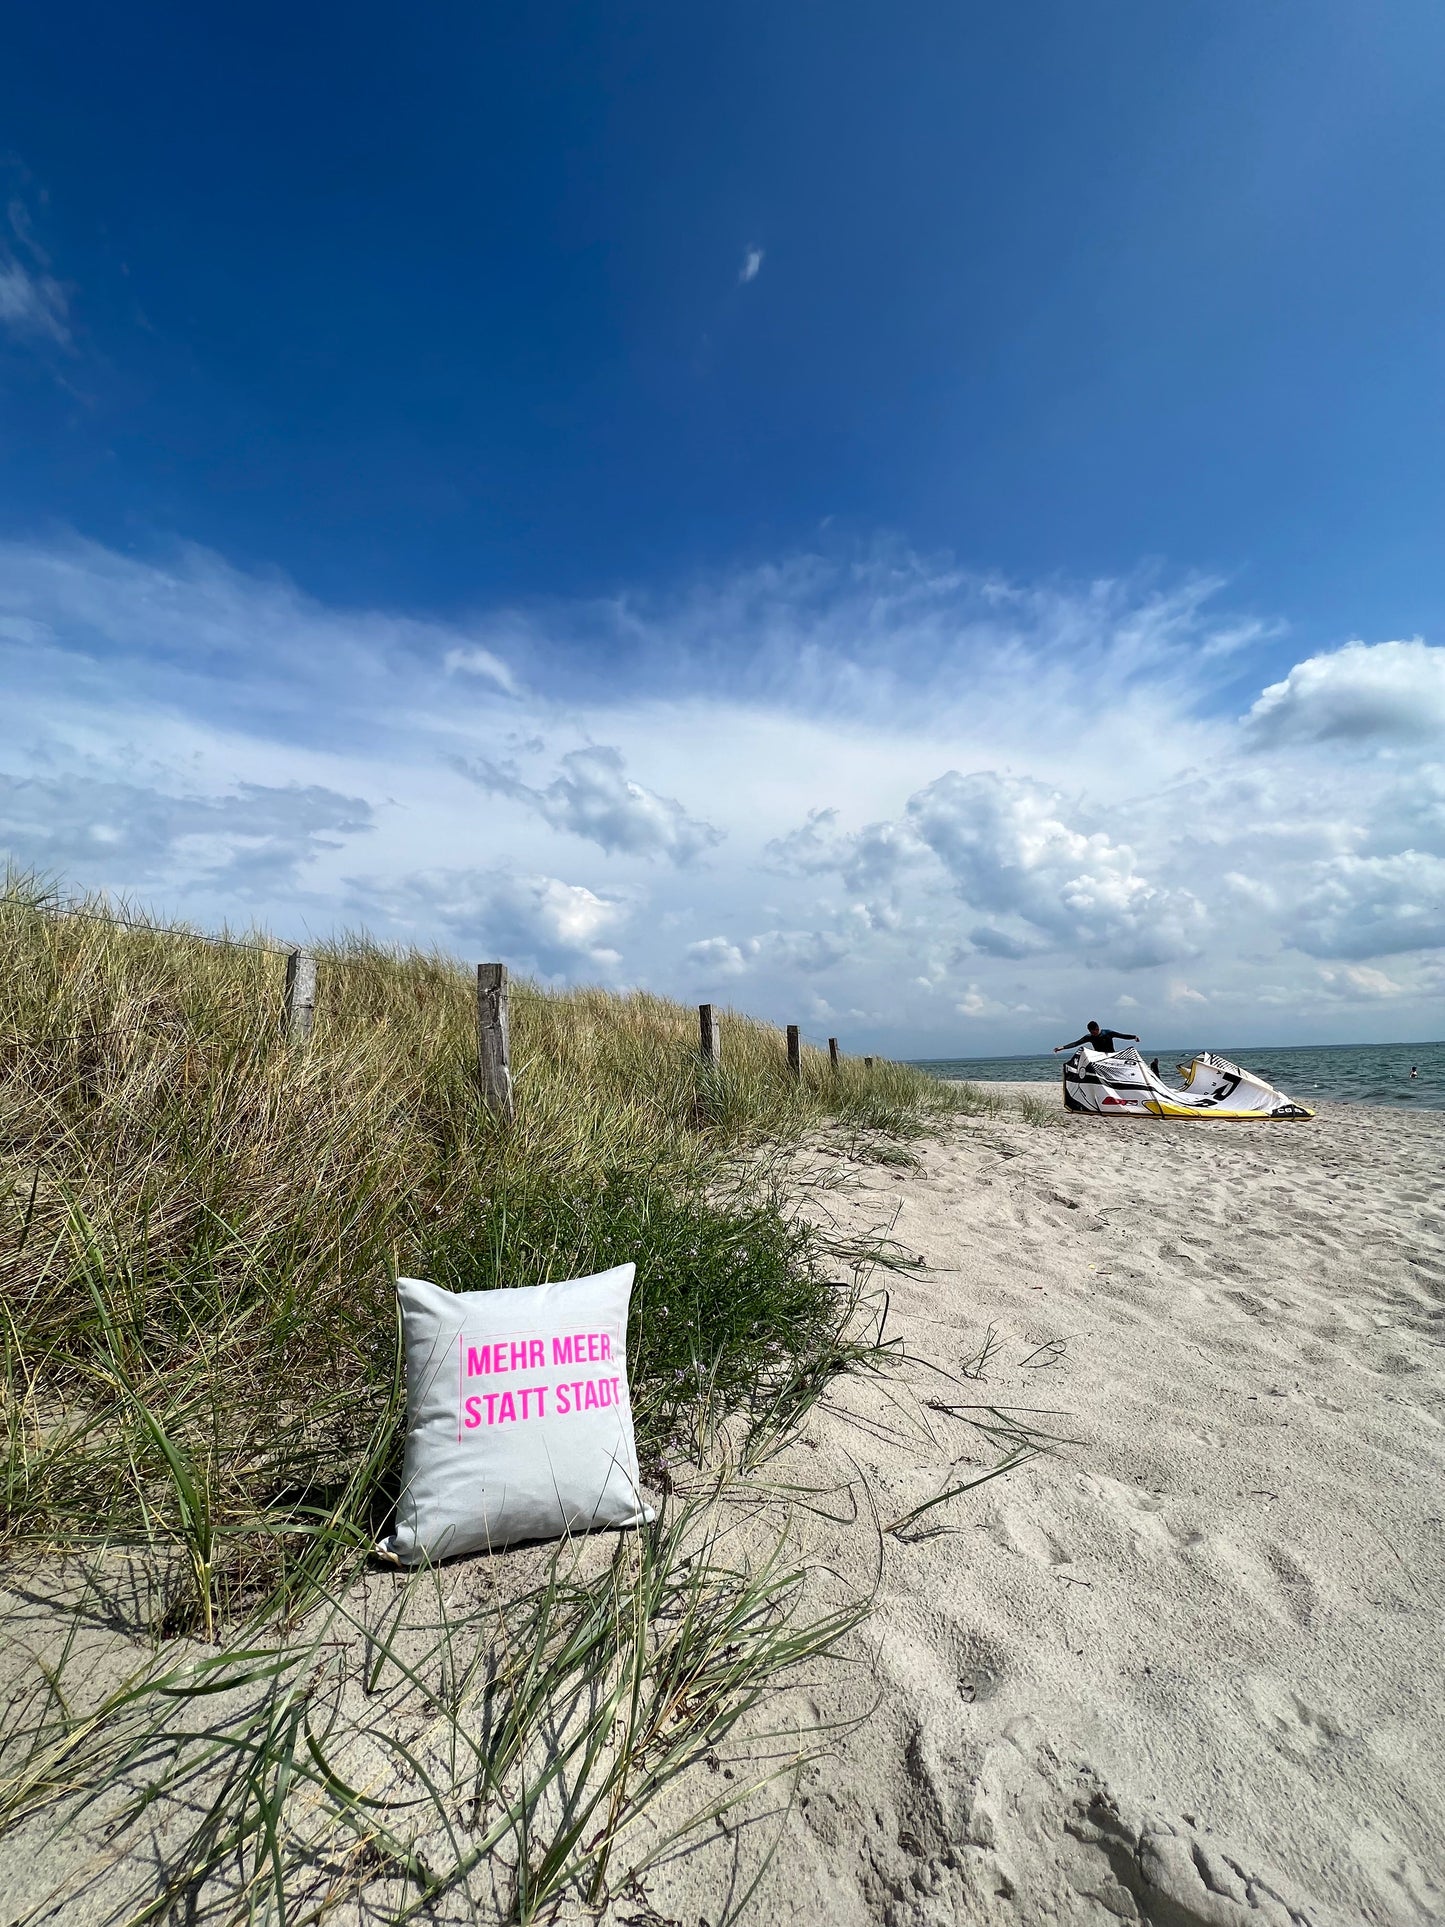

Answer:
[632,1093,1445,1926]
[4,1095,1442,1925]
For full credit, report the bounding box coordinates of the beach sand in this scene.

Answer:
[3,1096,1442,1925]
[633,1093,1445,1926]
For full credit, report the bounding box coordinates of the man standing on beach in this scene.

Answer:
[1053,1020,1141,1056]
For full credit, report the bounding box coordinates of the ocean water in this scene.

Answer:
[910,1039,1445,1110]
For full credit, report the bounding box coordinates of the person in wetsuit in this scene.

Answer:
[1053,1020,1141,1056]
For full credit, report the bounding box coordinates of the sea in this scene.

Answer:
[910,1039,1445,1111]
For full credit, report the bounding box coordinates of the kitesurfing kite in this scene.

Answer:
[1063,1045,1314,1119]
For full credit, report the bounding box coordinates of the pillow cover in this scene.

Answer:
[377,1263,653,1565]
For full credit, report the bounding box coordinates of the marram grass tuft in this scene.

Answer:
[1,875,968,1628]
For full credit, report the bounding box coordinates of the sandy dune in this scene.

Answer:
[4,1096,1441,1926]
[640,1096,1445,1926]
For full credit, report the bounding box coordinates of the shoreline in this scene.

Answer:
[936,1062,1443,1113]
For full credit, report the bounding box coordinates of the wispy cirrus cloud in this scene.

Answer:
[738,245,764,285]
[1,187,71,346]
[0,255,68,344]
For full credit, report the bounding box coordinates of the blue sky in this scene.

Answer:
[2,2,1443,1051]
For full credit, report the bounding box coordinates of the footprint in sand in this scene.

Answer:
[1244,1674,1343,1754]
[956,1631,1010,1705]
[1085,1474,1207,1555]
[986,1506,1073,1568]
[1351,1815,1444,1922]
[1224,1288,1278,1319]
[1263,1541,1319,1626]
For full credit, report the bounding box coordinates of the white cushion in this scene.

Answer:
[377,1263,653,1564]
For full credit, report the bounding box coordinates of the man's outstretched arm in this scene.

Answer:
[1053,1034,1091,1053]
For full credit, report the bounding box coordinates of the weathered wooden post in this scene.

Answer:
[787,1024,801,1081]
[282,949,317,1043]
[828,1037,840,1071]
[699,1002,720,1068]
[477,962,514,1120]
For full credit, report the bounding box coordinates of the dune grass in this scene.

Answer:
[2,1486,869,1925]
[1,876,973,1621]
[0,876,1028,1921]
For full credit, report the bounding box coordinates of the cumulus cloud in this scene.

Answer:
[774,771,1205,967]
[1245,639,1445,746]
[3,521,1443,1046]
[459,745,723,865]
[968,923,1050,960]
[682,924,856,981]
[739,246,764,284]
[764,808,845,875]
[1291,852,1445,959]
[348,869,628,977]
[765,809,925,903]
[1318,964,1406,1000]
[955,983,1009,1018]
[1167,980,1210,1006]
[684,936,751,978]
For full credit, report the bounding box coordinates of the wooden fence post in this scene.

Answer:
[282,949,317,1043]
[699,1002,720,1068]
[477,962,514,1120]
[786,1024,801,1080]
[828,1037,840,1071]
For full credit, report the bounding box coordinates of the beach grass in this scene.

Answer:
[0,874,1017,1920]
[1,876,975,1618]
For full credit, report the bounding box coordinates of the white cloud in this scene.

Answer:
[1245,639,1445,746]
[0,767,370,896]
[1318,964,1405,1000]
[684,936,751,978]
[1168,981,1210,1006]
[348,869,628,978]
[739,246,764,285]
[0,532,526,734]
[2,526,1443,1048]
[1221,870,1278,911]
[460,745,723,865]
[441,644,518,692]
[1,189,71,346]
[956,984,1006,1018]
[1292,851,1445,959]
[0,255,68,343]
[779,770,1206,967]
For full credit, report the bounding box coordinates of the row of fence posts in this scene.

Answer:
[279,952,876,1126]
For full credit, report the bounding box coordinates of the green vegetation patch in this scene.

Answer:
[1,876,964,1627]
